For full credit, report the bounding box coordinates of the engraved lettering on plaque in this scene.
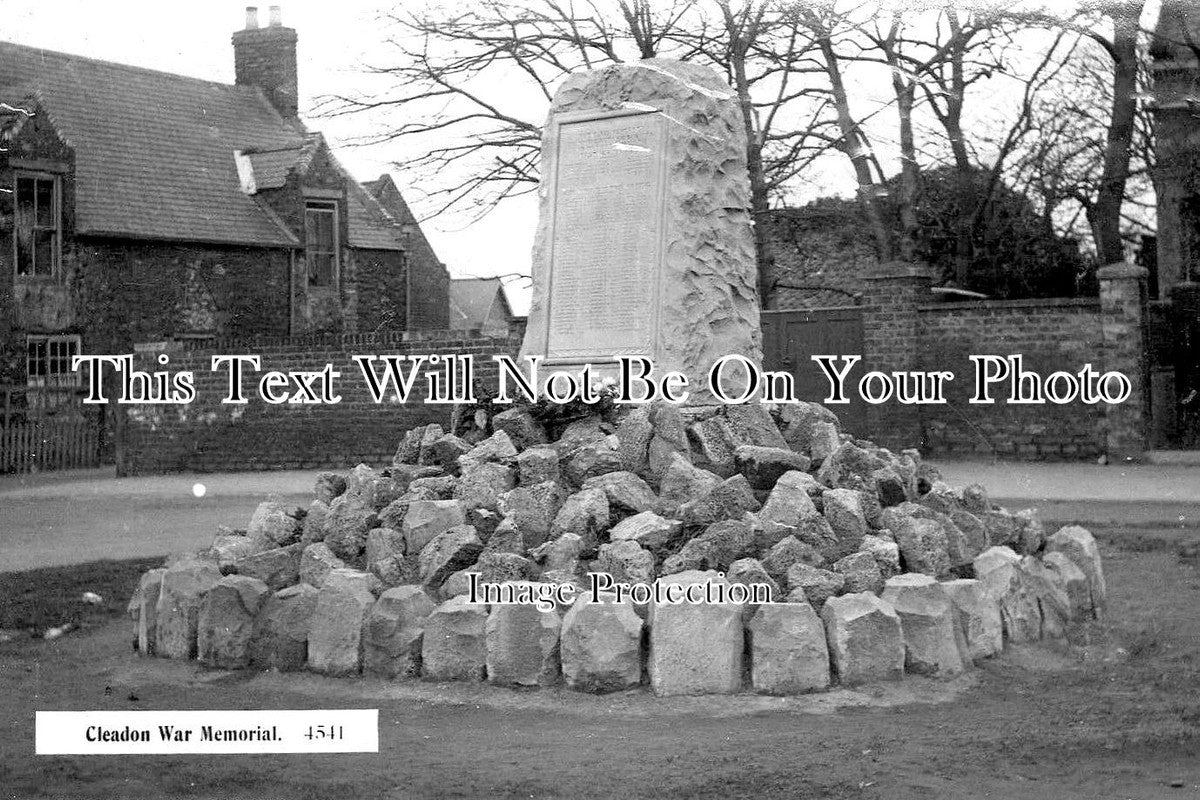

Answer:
[545,112,666,360]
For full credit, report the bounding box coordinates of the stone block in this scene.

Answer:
[198,575,270,669]
[418,525,484,589]
[786,563,844,610]
[498,481,567,549]
[549,487,610,553]
[1046,525,1106,618]
[973,546,1041,644]
[299,542,345,589]
[1042,551,1091,620]
[748,602,830,694]
[485,586,561,687]
[307,569,376,676]
[131,568,165,655]
[492,407,549,451]
[363,586,437,678]
[233,542,304,591]
[648,572,742,696]
[401,499,467,556]
[323,495,376,560]
[247,501,302,547]
[560,593,643,693]
[516,446,561,486]
[880,574,968,676]
[820,592,905,685]
[249,583,319,672]
[608,510,681,553]
[941,578,1003,660]
[155,557,221,659]
[734,445,810,490]
[581,470,657,514]
[832,551,884,595]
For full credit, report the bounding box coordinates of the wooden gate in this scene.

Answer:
[761,306,867,432]
[0,385,102,473]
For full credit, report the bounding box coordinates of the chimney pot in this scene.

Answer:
[232,4,299,118]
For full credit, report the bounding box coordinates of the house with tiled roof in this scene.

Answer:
[449,277,519,336]
[0,6,449,389]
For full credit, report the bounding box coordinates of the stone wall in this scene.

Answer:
[352,248,409,333]
[916,298,1107,459]
[119,330,521,474]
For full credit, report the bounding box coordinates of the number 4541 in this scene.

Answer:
[305,725,344,740]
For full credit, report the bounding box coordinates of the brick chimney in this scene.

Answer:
[232,5,299,118]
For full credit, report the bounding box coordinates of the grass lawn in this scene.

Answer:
[0,556,164,635]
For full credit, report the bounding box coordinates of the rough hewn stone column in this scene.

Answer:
[1098,263,1148,461]
[520,59,761,403]
[860,261,933,452]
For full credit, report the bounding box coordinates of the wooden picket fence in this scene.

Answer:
[0,385,102,473]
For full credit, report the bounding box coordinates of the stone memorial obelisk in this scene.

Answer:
[519,59,762,402]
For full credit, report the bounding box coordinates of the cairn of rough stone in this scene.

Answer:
[130,396,1107,697]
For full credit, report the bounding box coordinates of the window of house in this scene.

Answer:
[14,172,61,278]
[26,334,80,387]
[304,200,338,287]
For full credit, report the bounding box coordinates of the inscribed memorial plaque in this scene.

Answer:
[545,111,666,362]
[520,59,762,402]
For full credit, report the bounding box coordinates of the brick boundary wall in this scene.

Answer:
[916,298,1106,459]
[116,265,1150,471]
[118,329,522,475]
[860,263,1149,462]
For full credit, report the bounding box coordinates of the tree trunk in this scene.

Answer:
[816,32,894,262]
[885,24,920,263]
[1094,2,1141,265]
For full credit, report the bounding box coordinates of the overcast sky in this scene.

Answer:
[3,0,539,311]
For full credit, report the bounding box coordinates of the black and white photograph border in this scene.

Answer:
[2,1,1199,797]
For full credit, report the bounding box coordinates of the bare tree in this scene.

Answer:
[324,0,840,303]
[325,0,1153,300]
[1002,1,1149,263]
[793,2,1015,267]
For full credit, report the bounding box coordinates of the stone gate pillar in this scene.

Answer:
[860,261,933,452]
[1098,263,1149,461]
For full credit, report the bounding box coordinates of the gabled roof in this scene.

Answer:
[234,136,406,251]
[1,41,302,247]
[449,277,516,331]
[363,174,421,227]
[345,177,405,250]
[0,41,405,251]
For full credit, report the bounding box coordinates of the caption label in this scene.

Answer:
[35,709,378,754]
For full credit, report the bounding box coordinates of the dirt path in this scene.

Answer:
[1,532,1198,799]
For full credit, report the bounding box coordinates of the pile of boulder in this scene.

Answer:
[128,400,1106,696]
